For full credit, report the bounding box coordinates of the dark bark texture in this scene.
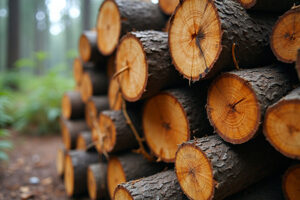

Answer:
[82,30,107,64]
[88,72,109,95]
[116,170,188,200]
[296,49,300,80]
[238,0,298,13]
[77,131,96,152]
[65,91,85,119]
[88,163,109,200]
[128,31,185,100]
[89,96,110,113]
[63,119,89,149]
[68,151,99,197]
[101,110,139,153]
[117,153,165,181]
[180,135,289,200]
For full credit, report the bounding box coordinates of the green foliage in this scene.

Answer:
[0,51,75,135]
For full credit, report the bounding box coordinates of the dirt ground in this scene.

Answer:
[0,133,68,200]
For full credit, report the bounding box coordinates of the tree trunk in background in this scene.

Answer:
[82,0,91,30]
[7,0,19,69]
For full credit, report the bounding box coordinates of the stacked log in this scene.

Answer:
[56,0,300,199]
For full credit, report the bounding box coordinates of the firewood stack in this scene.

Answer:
[56,0,300,199]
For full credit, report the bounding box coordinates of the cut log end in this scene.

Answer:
[143,93,189,162]
[283,165,300,200]
[73,58,83,85]
[62,94,72,119]
[175,143,213,200]
[99,112,117,153]
[107,157,126,199]
[87,167,97,200]
[116,34,147,102]
[76,133,88,150]
[169,0,221,81]
[79,34,92,62]
[80,73,93,103]
[56,148,65,177]
[86,100,97,128]
[64,154,75,197]
[114,186,133,200]
[92,128,102,154]
[108,78,122,110]
[97,0,121,55]
[264,92,300,159]
[237,0,256,9]
[271,8,300,63]
[61,123,71,150]
[159,0,178,15]
[207,74,260,144]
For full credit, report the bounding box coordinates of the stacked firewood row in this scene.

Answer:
[56,0,300,199]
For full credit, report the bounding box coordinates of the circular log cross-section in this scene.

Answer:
[143,88,210,162]
[61,119,89,150]
[169,0,275,81]
[116,31,182,102]
[98,110,138,153]
[96,0,167,56]
[56,147,66,178]
[87,163,108,200]
[79,30,106,63]
[107,153,164,199]
[62,91,85,119]
[175,135,288,200]
[85,96,109,128]
[237,0,297,12]
[108,78,122,110]
[264,87,300,159]
[114,170,187,200]
[206,66,294,144]
[76,131,94,151]
[283,165,300,200]
[80,72,108,103]
[159,0,178,15]
[271,7,300,63]
[73,58,95,86]
[64,151,99,197]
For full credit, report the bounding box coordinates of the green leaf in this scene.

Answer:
[0,151,9,160]
[35,51,49,61]
[0,129,9,137]
[15,58,36,69]
[0,141,12,149]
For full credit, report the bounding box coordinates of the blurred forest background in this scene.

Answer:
[0,0,103,160]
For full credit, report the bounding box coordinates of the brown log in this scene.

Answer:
[80,72,108,103]
[175,135,289,200]
[237,0,297,12]
[107,153,164,199]
[108,77,122,110]
[64,151,100,197]
[206,65,295,144]
[159,0,179,15]
[76,131,95,152]
[116,31,184,102]
[79,30,107,63]
[87,163,109,200]
[94,109,141,154]
[61,91,85,119]
[297,49,300,79]
[169,0,276,81]
[114,170,187,200]
[107,54,116,80]
[56,146,67,179]
[143,88,211,162]
[271,7,300,63]
[61,119,89,150]
[85,96,109,128]
[73,57,96,86]
[225,174,284,200]
[96,0,167,56]
[283,164,300,200]
[264,87,300,159]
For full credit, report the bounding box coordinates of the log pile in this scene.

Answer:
[56,0,300,199]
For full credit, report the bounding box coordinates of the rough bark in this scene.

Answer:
[86,96,110,128]
[225,174,284,200]
[296,49,300,80]
[63,91,85,119]
[73,58,97,86]
[88,163,109,200]
[80,30,107,64]
[115,170,187,200]
[65,151,99,197]
[7,0,19,69]
[76,131,95,152]
[176,135,289,200]
[237,0,297,13]
[169,0,277,80]
[89,96,110,113]
[100,110,140,153]
[125,31,185,101]
[61,119,89,150]
[207,65,296,143]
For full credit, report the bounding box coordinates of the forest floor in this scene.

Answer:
[0,132,68,200]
